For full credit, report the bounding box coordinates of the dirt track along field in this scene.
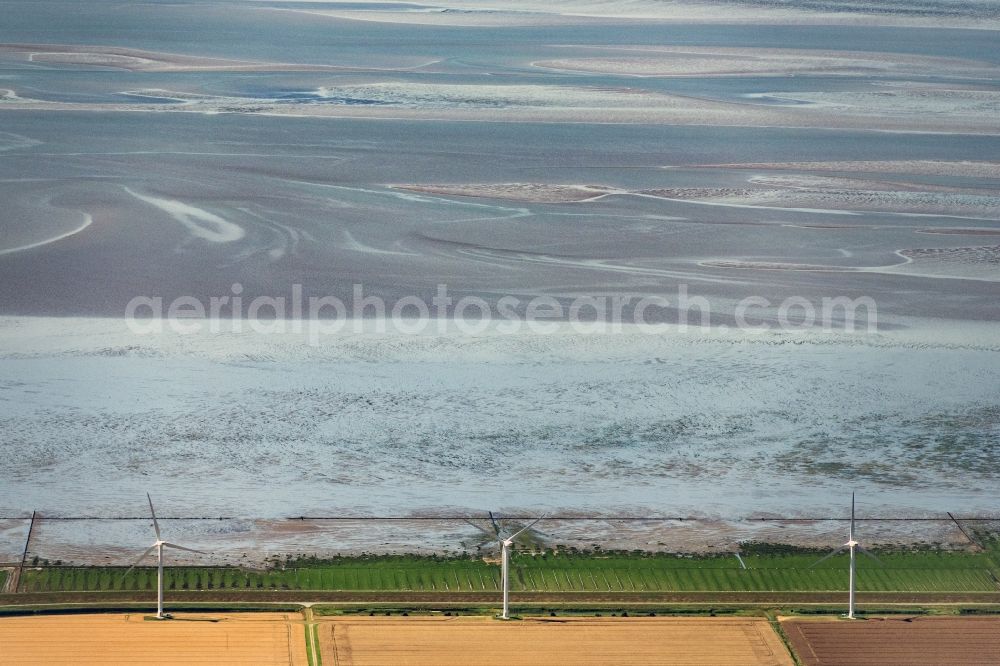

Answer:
[781,616,1000,666]
[0,612,308,665]
[317,616,794,666]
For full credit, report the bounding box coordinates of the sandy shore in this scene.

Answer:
[0,43,428,73]
[3,83,999,135]
[393,183,616,203]
[534,46,997,78]
[698,161,1000,179]
[259,0,1000,30]
[392,175,1000,220]
[15,515,988,567]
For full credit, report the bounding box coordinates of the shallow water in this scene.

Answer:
[0,1,998,534]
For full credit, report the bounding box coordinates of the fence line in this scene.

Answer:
[14,510,36,593]
[948,511,987,549]
[2,515,999,522]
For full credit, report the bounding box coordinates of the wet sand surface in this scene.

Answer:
[0,1,998,555]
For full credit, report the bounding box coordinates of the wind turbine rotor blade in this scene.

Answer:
[161,542,207,555]
[147,493,161,539]
[857,545,883,566]
[809,544,848,568]
[508,515,547,541]
[121,543,158,581]
[488,511,502,536]
[851,491,856,538]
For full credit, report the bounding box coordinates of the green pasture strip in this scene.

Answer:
[508,547,1000,593]
[16,544,1000,594]
[312,621,323,666]
[304,624,314,666]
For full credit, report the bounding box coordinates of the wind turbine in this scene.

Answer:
[466,512,546,620]
[124,493,206,619]
[810,492,879,619]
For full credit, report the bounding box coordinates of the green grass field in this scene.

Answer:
[18,556,497,594]
[16,543,1000,594]
[509,548,1000,593]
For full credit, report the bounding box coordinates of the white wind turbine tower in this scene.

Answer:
[810,492,879,619]
[124,493,207,619]
[467,512,546,620]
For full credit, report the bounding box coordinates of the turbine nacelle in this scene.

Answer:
[810,492,880,620]
[123,493,207,619]
[466,512,546,620]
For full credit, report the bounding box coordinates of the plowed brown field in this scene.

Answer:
[317,616,794,666]
[0,613,307,665]
[781,616,1000,666]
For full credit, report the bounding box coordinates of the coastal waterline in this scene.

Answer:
[0,0,997,529]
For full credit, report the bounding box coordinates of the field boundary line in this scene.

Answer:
[313,616,323,666]
[762,613,802,666]
[302,606,322,666]
[14,511,36,594]
[303,622,314,666]
[2,515,1000,521]
[771,615,808,666]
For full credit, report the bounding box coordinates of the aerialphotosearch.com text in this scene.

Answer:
[126,283,877,342]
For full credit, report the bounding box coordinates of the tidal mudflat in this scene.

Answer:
[0,1,998,557]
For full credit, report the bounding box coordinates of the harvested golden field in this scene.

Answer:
[0,612,307,665]
[317,616,794,666]
[781,616,1000,666]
